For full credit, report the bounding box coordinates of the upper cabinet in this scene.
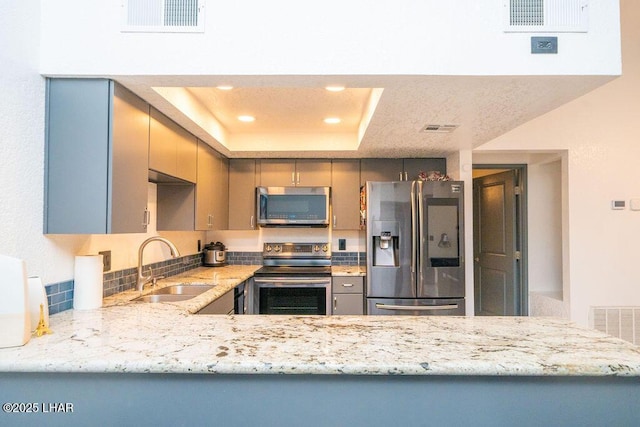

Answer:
[228,159,258,230]
[360,158,447,185]
[45,79,150,234]
[360,159,404,184]
[259,159,331,187]
[331,160,361,230]
[402,158,447,181]
[149,108,197,183]
[195,141,228,231]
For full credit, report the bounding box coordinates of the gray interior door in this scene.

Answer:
[473,170,521,315]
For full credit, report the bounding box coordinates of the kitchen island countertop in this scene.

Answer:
[1,264,640,377]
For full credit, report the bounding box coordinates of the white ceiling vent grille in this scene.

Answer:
[122,0,204,33]
[421,124,459,134]
[504,0,588,33]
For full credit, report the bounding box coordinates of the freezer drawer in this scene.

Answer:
[367,298,465,315]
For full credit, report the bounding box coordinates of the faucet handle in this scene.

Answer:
[151,276,165,287]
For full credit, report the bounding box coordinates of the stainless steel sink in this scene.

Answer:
[133,294,194,303]
[132,284,215,303]
[152,284,215,295]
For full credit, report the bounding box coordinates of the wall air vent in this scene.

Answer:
[504,0,588,33]
[122,0,204,33]
[421,124,459,134]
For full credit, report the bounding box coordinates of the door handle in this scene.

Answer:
[376,303,459,311]
[474,257,480,262]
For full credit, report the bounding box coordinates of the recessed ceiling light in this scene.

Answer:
[216,85,233,90]
[324,117,341,124]
[325,86,345,92]
[238,115,255,122]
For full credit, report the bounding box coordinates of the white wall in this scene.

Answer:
[39,0,620,77]
[475,0,640,326]
[0,2,204,286]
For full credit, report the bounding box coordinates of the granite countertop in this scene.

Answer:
[1,265,640,377]
[331,266,366,276]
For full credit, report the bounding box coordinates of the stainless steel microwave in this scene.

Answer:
[256,186,331,227]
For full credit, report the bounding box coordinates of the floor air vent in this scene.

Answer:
[505,0,588,32]
[590,307,640,345]
[122,0,204,33]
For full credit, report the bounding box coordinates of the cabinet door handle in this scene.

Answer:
[341,283,353,288]
[296,172,300,184]
[250,215,254,229]
[291,172,295,185]
[333,215,337,227]
[333,297,337,312]
[142,208,150,227]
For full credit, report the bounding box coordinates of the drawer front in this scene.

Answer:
[332,276,364,294]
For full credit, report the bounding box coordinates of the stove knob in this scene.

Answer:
[266,245,272,252]
[274,245,282,252]
[322,244,328,252]
[313,245,320,252]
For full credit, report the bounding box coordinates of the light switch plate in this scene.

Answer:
[611,200,626,210]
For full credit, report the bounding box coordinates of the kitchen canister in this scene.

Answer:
[73,254,103,310]
[0,254,31,348]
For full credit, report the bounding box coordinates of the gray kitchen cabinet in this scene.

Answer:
[196,289,234,315]
[259,159,331,186]
[402,158,447,181]
[360,159,404,184]
[360,158,447,184]
[45,79,150,234]
[213,153,229,229]
[195,141,228,230]
[332,276,364,315]
[149,107,197,183]
[228,159,258,230]
[331,160,361,230]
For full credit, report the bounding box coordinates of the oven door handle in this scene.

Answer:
[253,278,330,284]
[375,303,459,311]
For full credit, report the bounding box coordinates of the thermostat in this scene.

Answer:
[611,200,626,210]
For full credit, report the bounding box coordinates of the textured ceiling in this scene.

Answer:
[118,74,616,159]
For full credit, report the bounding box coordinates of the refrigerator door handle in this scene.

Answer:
[417,179,424,280]
[375,303,459,311]
[410,180,417,274]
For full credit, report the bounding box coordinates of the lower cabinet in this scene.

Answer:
[196,289,234,315]
[332,276,364,315]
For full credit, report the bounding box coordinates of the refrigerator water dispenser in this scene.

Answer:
[372,221,399,267]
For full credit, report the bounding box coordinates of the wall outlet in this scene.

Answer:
[98,250,111,272]
[338,239,346,251]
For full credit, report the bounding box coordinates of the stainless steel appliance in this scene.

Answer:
[203,241,226,267]
[248,242,331,315]
[365,180,465,315]
[256,187,331,227]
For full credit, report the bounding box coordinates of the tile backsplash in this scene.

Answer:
[45,251,364,315]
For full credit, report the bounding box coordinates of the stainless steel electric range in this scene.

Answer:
[248,242,331,315]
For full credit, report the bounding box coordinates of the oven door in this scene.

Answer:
[250,277,331,315]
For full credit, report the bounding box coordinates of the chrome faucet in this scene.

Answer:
[136,236,181,292]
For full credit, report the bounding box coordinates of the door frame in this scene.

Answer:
[472,164,528,316]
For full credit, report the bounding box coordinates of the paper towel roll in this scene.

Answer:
[73,255,103,310]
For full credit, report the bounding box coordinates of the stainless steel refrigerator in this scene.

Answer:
[365,180,465,315]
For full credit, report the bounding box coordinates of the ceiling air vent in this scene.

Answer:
[504,0,588,33]
[421,124,459,134]
[122,0,205,33]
